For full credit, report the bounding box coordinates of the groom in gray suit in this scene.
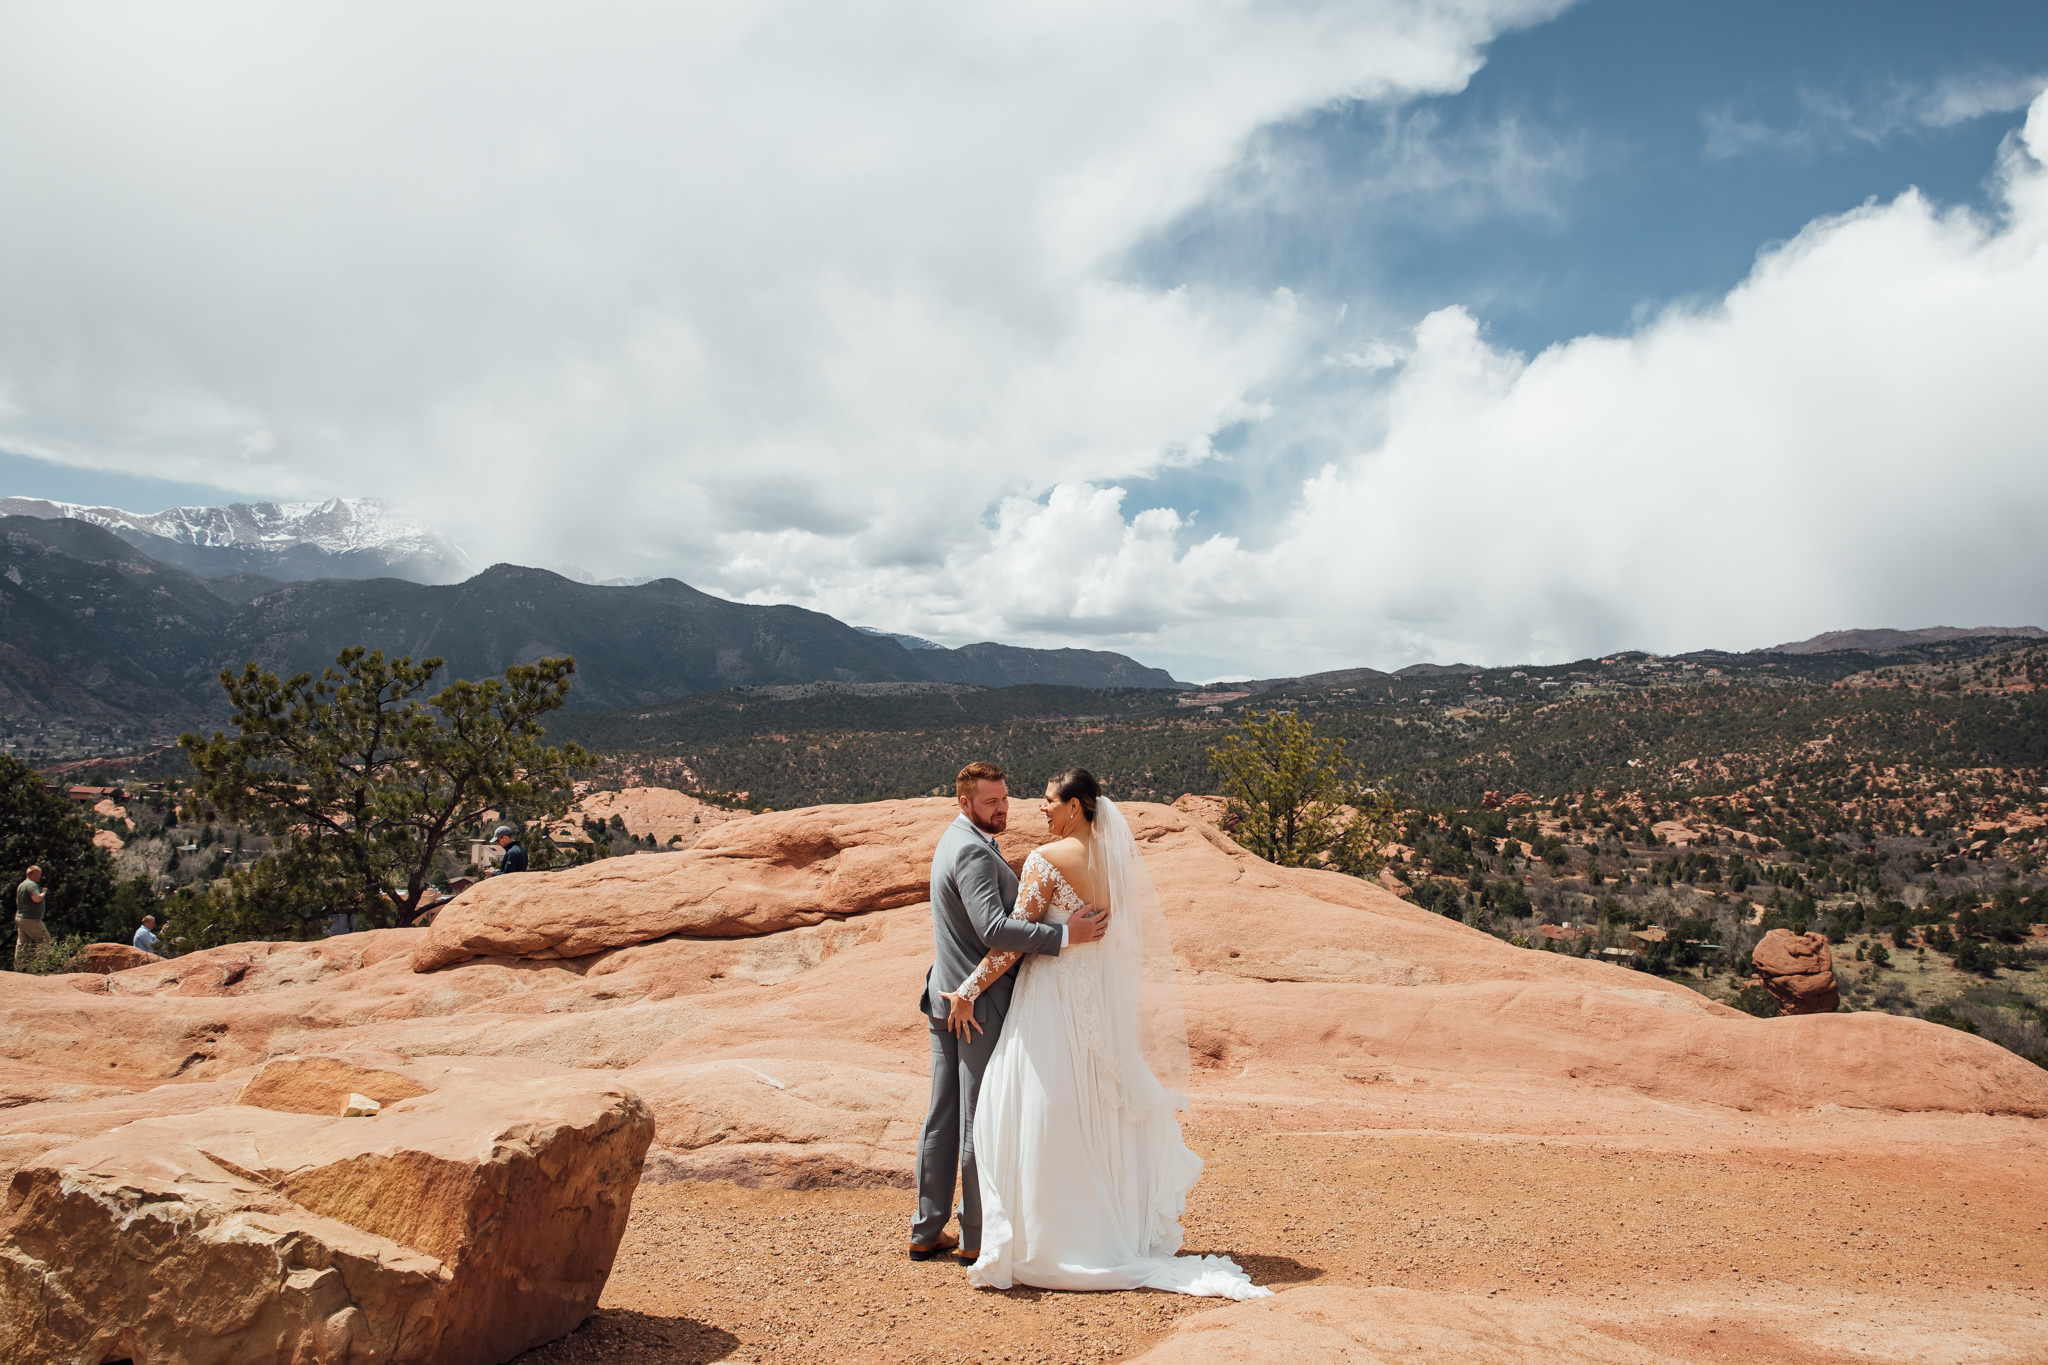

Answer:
[911,760,1107,1262]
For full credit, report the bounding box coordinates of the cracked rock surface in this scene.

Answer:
[0,1055,651,1365]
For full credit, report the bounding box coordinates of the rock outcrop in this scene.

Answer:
[576,785,752,848]
[62,941,160,974]
[235,1056,432,1115]
[1751,928,1840,1014]
[3,798,2042,1210]
[0,1055,652,1365]
[413,800,974,969]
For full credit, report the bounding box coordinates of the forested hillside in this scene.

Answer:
[567,643,2048,813]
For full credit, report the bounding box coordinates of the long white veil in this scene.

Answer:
[1094,798,1191,1111]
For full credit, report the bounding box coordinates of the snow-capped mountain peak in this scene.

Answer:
[0,495,480,584]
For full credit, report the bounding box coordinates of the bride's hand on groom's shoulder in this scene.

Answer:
[938,990,982,1038]
[1067,902,1108,945]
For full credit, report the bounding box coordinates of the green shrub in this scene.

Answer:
[1921,1002,1980,1034]
[16,931,90,976]
[1953,938,2000,977]
[1731,983,1783,1018]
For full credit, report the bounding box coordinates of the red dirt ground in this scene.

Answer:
[513,1120,2048,1364]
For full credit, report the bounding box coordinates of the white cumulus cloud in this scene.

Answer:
[0,0,1558,611]
[949,91,2048,679]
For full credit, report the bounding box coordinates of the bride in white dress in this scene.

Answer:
[939,768,1268,1299]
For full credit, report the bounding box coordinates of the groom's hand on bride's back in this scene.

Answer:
[1067,903,1108,946]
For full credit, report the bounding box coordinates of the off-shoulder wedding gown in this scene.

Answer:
[968,849,1267,1298]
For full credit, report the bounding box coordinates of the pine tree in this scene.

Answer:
[179,648,586,943]
[1206,708,1393,871]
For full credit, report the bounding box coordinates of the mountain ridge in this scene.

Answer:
[0,495,481,584]
[0,517,1183,756]
[1760,625,2047,655]
[1212,628,2047,694]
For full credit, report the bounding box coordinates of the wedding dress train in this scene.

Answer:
[968,821,1267,1300]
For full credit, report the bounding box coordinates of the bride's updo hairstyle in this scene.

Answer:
[1050,767,1101,825]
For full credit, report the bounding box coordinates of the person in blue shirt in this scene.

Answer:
[132,915,160,954]
[487,826,528,877]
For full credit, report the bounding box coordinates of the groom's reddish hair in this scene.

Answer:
[956,761,1006,800]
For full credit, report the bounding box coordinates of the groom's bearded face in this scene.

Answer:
[962,779,1009,835]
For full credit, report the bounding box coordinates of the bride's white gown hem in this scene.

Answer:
[968,846,1267,1300]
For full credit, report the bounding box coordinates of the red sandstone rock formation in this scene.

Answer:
[0,1054,650,1365]
[1751,928,1840,1015]
[412,798,976,969]
[63,941,160,974]
[236,1055,431,1114]
[577,785,751,848]
[2,798,2042,1205]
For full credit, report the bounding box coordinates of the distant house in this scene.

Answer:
[67,785,121,803]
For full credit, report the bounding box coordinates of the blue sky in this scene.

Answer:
[2,3,2046,677]
[1150,1,2047,355]
[0,449,225,512]
[1120,0,2048,544]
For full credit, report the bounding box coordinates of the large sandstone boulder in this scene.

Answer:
[413,798,972,970]
[1751,929,1840,1014]
[63,941,161,974]
[0,1055,652,1365]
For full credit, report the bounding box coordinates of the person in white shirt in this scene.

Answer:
[132,915,159,954]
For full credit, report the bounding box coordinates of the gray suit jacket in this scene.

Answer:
[921,814,1065,1026]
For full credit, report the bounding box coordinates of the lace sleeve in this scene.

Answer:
[956,857,1053,1001]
